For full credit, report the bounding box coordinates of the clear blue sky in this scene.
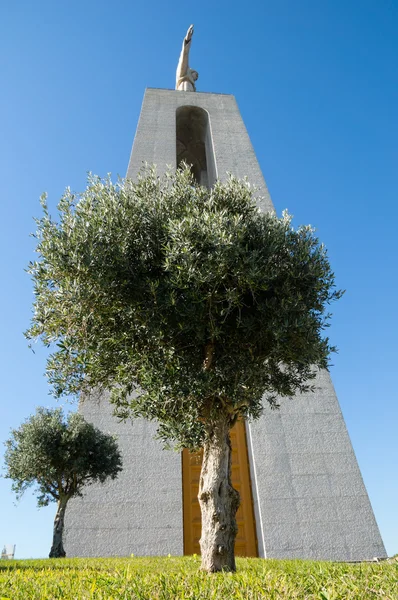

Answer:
[1,0,397,559]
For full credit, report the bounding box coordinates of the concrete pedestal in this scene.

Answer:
[64,89,386,560]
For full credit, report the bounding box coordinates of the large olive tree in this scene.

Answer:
[26,166,342,571]
[4,407,122,558]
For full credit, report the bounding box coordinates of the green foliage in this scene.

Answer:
[26,166,343,449]
[0,557,396,599]
[4,407,122,506]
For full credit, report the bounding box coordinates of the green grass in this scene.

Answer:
[0,556,397,599]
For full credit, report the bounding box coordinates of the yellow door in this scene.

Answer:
[182,420,258,556]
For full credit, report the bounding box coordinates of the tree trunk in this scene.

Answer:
[199,412,240,572]
[49,496,68,558]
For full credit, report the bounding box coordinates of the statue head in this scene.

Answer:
[191,70,199,82]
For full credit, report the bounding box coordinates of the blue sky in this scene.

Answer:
[0,0,397,558]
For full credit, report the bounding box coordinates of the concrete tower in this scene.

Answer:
[64,88,386,561]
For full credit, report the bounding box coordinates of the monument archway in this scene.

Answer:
[176,105,216,188]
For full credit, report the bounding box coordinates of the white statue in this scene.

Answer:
[176,25,198,92]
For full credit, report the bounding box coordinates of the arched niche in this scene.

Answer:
[176,106,217,188]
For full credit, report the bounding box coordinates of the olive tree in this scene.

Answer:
[26,166,342,571]
[4,407,122,558]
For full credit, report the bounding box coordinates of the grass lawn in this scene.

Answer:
[0,556,396,599]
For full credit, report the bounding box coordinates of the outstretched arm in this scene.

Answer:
[176,25,194,79]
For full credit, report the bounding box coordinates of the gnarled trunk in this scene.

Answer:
[199,412,240,572]
[49,496,68,558]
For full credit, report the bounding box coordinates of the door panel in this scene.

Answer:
[182,420,258,556]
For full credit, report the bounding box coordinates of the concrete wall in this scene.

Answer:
[247,370,386,560]
[64,390,183,557]
[64,88,386,560]
[127,88,273,213]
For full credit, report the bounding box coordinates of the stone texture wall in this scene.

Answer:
[247,370,386,560]
[64,390,183,557]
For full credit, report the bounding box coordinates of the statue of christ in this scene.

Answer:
[176,25,198,92]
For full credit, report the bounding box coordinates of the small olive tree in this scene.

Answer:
[4,407,122,558]
[26,166,342,571]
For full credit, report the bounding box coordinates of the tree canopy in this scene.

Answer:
[26,166,342,450]
[4,407,122,507]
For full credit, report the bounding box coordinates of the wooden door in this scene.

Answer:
[182,420,258,556]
